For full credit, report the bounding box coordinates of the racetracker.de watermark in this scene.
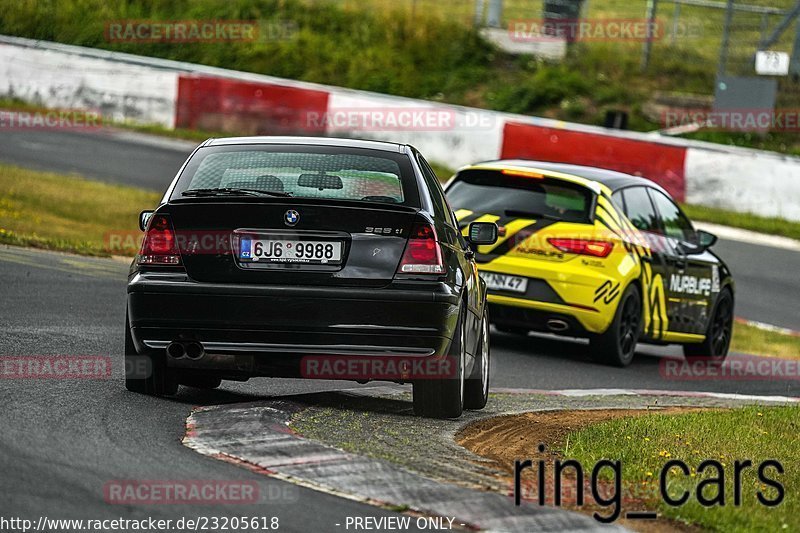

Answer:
[104,480,261,505]
[105,230,231,255]
[0,110,103,130]
[660,354,800,381]
[301,355,457,380]
[104,228,646,256]
[104,19,297,43]
[306,107,497,132]
[509,19,664,42]
[0,356,111,379]
[662,109,800,132]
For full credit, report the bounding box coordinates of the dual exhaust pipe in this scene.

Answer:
[166,341,205,360]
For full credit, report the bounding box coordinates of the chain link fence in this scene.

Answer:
[325,0,796,70]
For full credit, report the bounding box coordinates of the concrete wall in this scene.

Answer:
[324,91,505,170]
[0,41,178,127]
[685,148,800,221]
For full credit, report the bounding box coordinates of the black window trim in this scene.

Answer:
[415,151,460,231]
[169,144,420,207]
[611,189,627,215]
[645,187,696,244]
[614,185,662,235]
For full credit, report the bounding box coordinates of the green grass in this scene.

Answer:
[0,161,459,257]
[681,131,800,159]
[0,164,159,256]
[564,406,799,531]
[1,0,799,156]
[682,203,800,241]
[732,321,800,359]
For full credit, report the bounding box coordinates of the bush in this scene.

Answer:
[487,64,591,114]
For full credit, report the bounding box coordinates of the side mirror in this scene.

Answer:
[697,229,717,248]
[680,229,717,254]
[139,210,154,232]
[468,222,498,246]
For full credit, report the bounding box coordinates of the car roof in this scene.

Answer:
[203,136,406,153]
[462,159,668,195]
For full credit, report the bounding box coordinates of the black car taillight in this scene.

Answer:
[138,214,181,266]
[396,223,445,275]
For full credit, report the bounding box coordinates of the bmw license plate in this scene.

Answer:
[482,272,528,293]
[240,238,343,264]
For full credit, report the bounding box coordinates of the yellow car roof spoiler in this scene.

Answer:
[458,163,607,196]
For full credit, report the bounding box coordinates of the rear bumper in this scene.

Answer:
[127,273,459,372]
[489,301,591,337]
[478,254,638,334]
[488,294,607,335]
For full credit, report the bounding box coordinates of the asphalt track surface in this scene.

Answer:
[1,127,799,526]
[0,128,191,190]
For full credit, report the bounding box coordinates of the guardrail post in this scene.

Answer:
[671,1,681,46]
[717,0,735,77]
[641,0,659,71]
[791,13,800,76]
[474,0,486,27]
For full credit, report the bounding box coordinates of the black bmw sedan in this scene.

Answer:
[125,137,497,418]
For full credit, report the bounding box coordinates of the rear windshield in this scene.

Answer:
[172,145,418,206]
[446,169,594,223]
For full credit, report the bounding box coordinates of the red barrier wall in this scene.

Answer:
[175,75,330,135]
[501,122,687,200]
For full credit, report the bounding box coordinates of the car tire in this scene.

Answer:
[124,315,178,396]
[590,284,642,367]
[683,288,733,362]
[464,309,490,410]
[412,308,466,419]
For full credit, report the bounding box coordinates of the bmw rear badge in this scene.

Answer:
[284,210,299,226]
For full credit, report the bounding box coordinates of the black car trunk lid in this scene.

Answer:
[167,199,419,286]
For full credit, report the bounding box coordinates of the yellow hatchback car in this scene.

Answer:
[444,160,734,367]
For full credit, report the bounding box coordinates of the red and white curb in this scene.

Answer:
[492,387,800,404]
[735,317,800,338]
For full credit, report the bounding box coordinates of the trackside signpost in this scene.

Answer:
[755,51,790,76]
